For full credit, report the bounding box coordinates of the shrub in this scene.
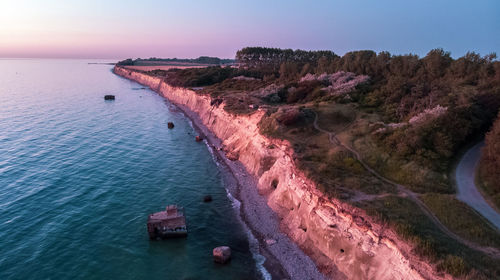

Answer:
[438,255,468,277]
[479,112,500,209]
[276,108,303,126]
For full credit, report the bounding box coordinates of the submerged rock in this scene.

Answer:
[203,195,212,202]
[167,122,175,129]
[213,246,231,264]
[104,95,115,100]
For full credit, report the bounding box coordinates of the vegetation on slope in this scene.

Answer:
[355,196,497,278]
[134,47,500,278]
[479,112,500,209]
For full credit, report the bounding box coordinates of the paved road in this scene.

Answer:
[456,142,500,230]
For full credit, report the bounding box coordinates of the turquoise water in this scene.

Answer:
[0,59,261,280]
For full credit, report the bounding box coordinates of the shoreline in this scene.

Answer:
[164,94,326,280]
[169,104,286,279]
[113,65,447,280]
[116,70,327,279]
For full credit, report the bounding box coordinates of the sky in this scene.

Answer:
[0,0,499,59]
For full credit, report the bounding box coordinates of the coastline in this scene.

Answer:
[174,103,326,279]
[113,65,448,280]
[114,68,328,279]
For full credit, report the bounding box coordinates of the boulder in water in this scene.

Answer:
[213,246,231,264]
[195,136,203,142]
[167,122,175,129]
[104,95,115,100]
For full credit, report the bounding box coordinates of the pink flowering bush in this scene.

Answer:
[408,105,448,125]
[300,71,369,96]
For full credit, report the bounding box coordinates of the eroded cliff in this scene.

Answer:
[114,66,447,280]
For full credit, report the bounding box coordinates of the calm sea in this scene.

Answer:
[0,59,262,280]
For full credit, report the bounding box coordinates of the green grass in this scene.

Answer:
[132,64,500,277]
[350,129,452,194]
[314,103,453,194]
[258,105,397,197]
[421,193,500,248]
[315,103,357,133]
[355,196,500,278]
[238,97,500,278]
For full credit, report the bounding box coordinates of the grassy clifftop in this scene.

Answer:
[133,47,500,278]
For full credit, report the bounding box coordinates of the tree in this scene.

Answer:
[479,112,500,208]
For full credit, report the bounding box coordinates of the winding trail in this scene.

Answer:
[312,111,500,258]
[456,142,500,230]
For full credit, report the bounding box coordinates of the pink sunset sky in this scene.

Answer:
[1,0,499,59]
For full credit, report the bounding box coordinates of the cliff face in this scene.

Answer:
[114,66,444,280]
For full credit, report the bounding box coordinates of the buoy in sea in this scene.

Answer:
[104,95,115,100]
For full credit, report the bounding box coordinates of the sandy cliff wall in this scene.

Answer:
[114,66,445,280]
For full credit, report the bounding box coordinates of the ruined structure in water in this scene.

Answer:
[147,205,187,239]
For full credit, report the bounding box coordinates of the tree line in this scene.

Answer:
[236,47,500,184]
[479,113,500,208]
[116,56,235,66]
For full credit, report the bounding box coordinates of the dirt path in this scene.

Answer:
[312,111,500,259]
[456,142,500,230]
